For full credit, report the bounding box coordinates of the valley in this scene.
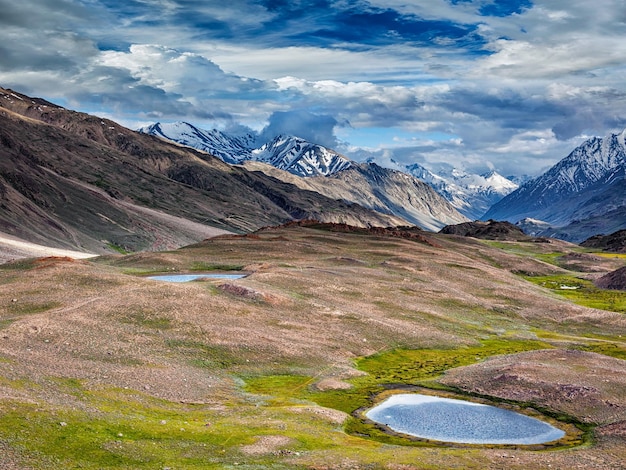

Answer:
[2,2,626,469]
[1,222,625,469]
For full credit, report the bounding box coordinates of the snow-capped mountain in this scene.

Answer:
[251,135,351,177]
[138,122,256,164]
[406,164,518,220]
[139,122,351,177]
[515,218,553,237]
[484,128,626,231]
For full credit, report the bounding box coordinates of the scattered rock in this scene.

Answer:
[218,283,265,301]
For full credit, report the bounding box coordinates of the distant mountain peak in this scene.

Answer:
[251,134,351,177]
[138,121,255,164]
[405,164,518,219]
[139,123,350,177]
[483,127,626,242]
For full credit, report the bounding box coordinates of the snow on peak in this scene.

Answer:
[251,135,351,177]
[405,164,518,219]
[139,123,351,177]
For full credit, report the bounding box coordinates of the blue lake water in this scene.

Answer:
[146,273,246,282]
[365,394,565,445]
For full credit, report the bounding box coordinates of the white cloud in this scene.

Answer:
[1,0,626,177]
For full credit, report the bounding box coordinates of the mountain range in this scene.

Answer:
[140,121,468,231]
[140,121,517,221]
[405,164,519,219]
[139,121,352,177]
[484,129,626,242]
[241,160,466,231]
[3,85,624,251]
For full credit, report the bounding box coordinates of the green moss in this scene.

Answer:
[244,338,555,440]
[245,375,316,406]
[0,391,260,469]
[239,338,592,453]
[523,274,626,313]
[5,301,62,316]
[354,338,551,389]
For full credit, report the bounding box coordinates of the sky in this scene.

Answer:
[1,0,626,177]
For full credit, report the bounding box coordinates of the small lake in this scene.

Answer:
[365,393,565,445]
[146,273,246,282]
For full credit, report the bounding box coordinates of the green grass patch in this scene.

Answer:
[0,259,38,271]
[119,309,173,330]
[0,387,262,469]
[242,338,592,451]
[523,274,626,313]
[190,262,244,272]
[534,330,626,360]
[572,342,626,360]
[165,339,243,369]
[5,301,62,316]
[482,241,563,266]
[593,252,626,259]
[0,319,16,330]
[106,242,131,255]
[244,338,554,438]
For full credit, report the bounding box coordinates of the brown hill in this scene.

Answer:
[0,87,406,254]
[439,219,529,240]
[580,229,626,253]
[595,266,626,290]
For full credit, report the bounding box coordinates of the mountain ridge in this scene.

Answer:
[484,129,626,234]
[406,163,518,219]
[139,121,352,177]
[140,120,468,230]
[242,160,468,231]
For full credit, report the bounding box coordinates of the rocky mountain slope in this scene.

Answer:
[595,266,626,290]
[483,129,626,241]
[406,164,518,219]
[142,121,468,230]
[243,161,468,231]
[139,121,351,177]
[0,87,405,254]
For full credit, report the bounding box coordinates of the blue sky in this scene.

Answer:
[1,0,625,176]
